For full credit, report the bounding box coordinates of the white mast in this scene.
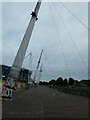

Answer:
[28,52,32,83]
[29,52,32,71]
[9,0,42,78]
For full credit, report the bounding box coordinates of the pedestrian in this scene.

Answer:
[2,77,15,101]
[2,83,7,99]
[7,77,15,100]
[2,80,10,100]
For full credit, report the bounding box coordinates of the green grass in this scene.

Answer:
[0,80,26,86]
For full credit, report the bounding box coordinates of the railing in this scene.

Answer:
[48,85,89,97]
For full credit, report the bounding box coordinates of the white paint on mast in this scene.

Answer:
[9,0,42,78]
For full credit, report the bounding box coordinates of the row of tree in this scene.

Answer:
[39,77,76,86]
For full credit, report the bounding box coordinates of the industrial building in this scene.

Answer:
[0,65,32,83]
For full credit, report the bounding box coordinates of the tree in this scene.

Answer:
[49,79,56,85]
[39,81,43,85]
[69,78,74,86]
[39,81,48,85]
[63,78,68,86]
[56,77,63,86]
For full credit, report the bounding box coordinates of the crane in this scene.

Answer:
[27,52,32,83]
[37,64,43,84]
[33,49,43,83]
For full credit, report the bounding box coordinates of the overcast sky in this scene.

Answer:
[1,1,88,81]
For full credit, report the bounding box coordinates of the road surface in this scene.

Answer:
[2,86,88,118]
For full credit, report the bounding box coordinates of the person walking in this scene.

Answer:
[7,77,15,100]
[2,77,15,100]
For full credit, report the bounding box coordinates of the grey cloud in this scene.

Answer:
[2,2,88,80]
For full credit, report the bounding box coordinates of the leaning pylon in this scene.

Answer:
[9,0,42,79]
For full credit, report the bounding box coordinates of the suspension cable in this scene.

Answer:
[48,3,71,78]
[52,2,88,71]
[60,2,90,31]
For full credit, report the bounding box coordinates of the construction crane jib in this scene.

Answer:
[37,64,43,83]
[33,49,43,82]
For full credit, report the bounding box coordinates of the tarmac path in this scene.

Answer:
[2,86,88,118]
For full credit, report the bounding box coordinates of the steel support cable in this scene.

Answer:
[24,53,31,59]
[49,3,71,78]
[42,52,49,64]
[23,52,32,69]
[42,53,53,73]
[22,53,30,68]
[29,52,32,71]
[60,2,90,31]
[53,3,88,70]
[42,52,53,72]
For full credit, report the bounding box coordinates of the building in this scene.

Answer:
[18,68,32,82]
[0,65,32,83]
[79,80,90,87]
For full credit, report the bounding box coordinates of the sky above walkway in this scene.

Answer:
[1,1,88,81]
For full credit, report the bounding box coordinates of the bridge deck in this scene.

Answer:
[2,86,88,118]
